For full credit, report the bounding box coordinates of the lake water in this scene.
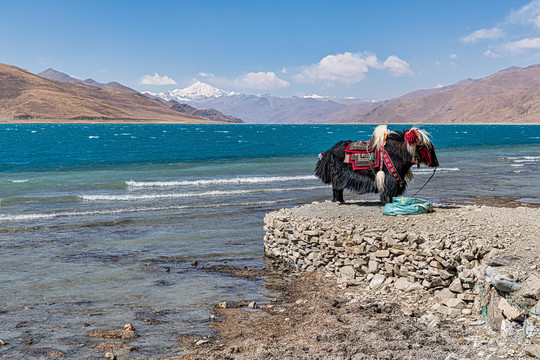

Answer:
[1,124,539,358]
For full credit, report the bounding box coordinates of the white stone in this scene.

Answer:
[394,278,423,292]
[443,298,465,310]
[339,265,356,280]
[498,297,524,321]
[369,274,386,288]
[449,278,464,293]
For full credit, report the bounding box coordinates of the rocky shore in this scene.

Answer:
[169,198,540,360]
[10,199,537,359]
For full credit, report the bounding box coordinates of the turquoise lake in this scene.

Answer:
[0,124,539,358]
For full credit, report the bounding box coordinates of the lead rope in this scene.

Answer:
[365,143,377,177]
[411,167,437,197]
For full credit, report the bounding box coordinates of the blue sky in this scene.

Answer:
[2,0,540,100]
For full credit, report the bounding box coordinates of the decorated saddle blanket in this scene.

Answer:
[344,140,381,170]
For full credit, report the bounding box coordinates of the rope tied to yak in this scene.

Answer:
[411,166,437,197]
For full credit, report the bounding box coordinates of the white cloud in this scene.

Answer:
[507,0,540,28]
[382,55,414,76]
[462,27,504,43]
[233,72,290,90]
[139,73,177,85]
[294,52,374,83]
[294,52,412,84]
[483,49,501,58]
[449,54,459,59]
[505,37,540,51]
[198,72,214,77]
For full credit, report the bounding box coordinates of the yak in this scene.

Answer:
[315,125,439,204]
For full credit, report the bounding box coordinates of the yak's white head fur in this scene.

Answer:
[372,125,391,149]
[405,127,433,157]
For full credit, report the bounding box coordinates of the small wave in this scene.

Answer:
[413,167,459,174]
[126,175,317,188]
[506,156,540,163]
[88,136,99,139]
[0,199,297,223]
[0,208,143,221]
[517,197,540,204]
[0,195,80,205]
[10,179,29,183]
[81,186,327,202]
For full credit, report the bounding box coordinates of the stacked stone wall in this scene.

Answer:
[263,209,489,291]
[263,203,540,355]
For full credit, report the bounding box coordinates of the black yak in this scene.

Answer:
[315,125,439,204]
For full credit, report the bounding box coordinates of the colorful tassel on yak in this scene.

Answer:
[404,129,420,146]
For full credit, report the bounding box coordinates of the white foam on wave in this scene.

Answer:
[0,198,300,222]
[413,167,459,174]
[0,208,151,221]
[10,179,29,183]
[506,156,540,163]
[81,186,327,202]
[126,175,317,188]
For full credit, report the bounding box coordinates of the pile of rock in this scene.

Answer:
[264,207,491,294]
[263,201,540,358]
[476,268,540,356]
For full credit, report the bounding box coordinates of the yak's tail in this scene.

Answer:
[314,151,332,184]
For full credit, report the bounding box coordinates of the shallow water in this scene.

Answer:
[0,124,539,358]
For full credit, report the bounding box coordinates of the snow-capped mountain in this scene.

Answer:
[148,81,237,102]
[144,81,377,123]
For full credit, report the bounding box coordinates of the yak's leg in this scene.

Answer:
[332,187,345,203]
[380,191,392,204]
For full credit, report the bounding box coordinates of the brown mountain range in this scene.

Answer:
[3,62,540,124]
[0,63,238,123]
[341,65,540,124]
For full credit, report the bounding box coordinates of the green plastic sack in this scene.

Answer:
[383,197,434,216]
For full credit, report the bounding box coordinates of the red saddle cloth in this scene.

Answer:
[344,140,381,170]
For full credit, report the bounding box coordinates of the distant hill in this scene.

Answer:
[144,95,243,123]
[37,68,140,94]
[8,63,540,124]
[0,64,242,123]
[147,81,374,124]
[37,68,79,83]
[344,66,540,124]
[149,67,540,124]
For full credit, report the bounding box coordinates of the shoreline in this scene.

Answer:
[1,120,540,125]
[2,196,539,359]
[164,197,540,360]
